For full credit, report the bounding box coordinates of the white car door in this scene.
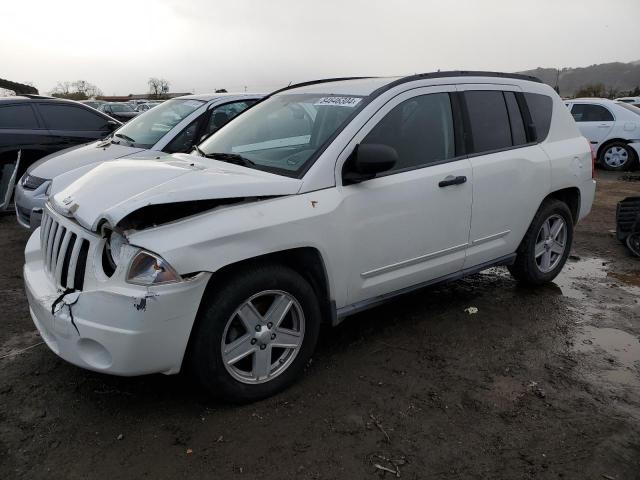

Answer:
[337,86,473,306]
[569,103,615,149]
[457,86,552,269]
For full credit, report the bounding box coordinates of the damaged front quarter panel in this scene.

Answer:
[49,155,303,232]
[116,197,267,232]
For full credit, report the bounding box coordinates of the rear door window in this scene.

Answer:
[570,103,614,122]
[464,90,512,153]
[38,104,109,131]
[0,104,39,129]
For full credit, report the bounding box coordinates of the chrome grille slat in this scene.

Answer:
[45,221,57,269]
[65,237,83,289]
[54,229,72,284]
[49,225,65,273]
[40,205,96,292]
[41,215,52,255]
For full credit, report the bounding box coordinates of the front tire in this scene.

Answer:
[599,142,637,171]
[508,199,573,285]
[188,264,321,403]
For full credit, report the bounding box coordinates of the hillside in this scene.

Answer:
[518,61,640,97]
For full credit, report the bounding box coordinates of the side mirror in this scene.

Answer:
[343,143,397,184]
[106,120,119,131]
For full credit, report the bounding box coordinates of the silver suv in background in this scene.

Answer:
[15,93,262,228]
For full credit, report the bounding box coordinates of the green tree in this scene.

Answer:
[574,83,607,98]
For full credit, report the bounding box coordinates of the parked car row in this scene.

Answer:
[16,71,596,402]
[13,93,261,227]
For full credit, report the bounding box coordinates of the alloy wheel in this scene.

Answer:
[220,290,305,384]
[534,214,567,273]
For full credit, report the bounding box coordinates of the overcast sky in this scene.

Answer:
[2,0,639,95]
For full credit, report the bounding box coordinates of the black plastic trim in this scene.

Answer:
[449,92,467,157]
[335,253,517,320]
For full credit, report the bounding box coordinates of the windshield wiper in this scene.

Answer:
[114,133,136,144]
[200,152,257,168]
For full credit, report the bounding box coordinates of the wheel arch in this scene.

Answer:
[197,247,334,326]
[545,187,581,225]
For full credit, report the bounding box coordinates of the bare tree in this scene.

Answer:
[51,81,72,96]
[148,77,170,98]
[50,80,102,100]
[72,80,102,98]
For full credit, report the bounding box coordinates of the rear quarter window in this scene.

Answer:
[524,93,553,141]
[0,104,39,129]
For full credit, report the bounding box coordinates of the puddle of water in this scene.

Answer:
[574,326,640,388]
[553,257,608,300]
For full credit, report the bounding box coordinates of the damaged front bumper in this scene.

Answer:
[23,229,211,376]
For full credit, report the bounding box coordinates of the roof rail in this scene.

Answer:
[20,94,54,99]
[401,70,542,83]
[266,71,543,98]
[269,77,374,96]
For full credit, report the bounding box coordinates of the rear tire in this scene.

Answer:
[599,142,637,171]
[508,199,573,285]
[188,264,321,403]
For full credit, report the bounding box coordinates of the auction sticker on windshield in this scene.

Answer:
[314,97,362,107]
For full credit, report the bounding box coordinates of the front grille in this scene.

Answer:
[40,207,93,290]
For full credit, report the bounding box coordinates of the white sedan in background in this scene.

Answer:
[565,98,640,171]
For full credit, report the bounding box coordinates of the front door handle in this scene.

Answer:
[438,175,467,188]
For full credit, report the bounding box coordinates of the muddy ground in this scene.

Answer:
[1,171,639,479]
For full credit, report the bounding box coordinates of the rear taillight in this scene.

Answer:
[588,140,596,179]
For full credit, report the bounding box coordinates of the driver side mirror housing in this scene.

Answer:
[342,143,398,184]
[106,120,119,131]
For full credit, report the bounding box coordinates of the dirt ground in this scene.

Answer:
[1,171,639,479]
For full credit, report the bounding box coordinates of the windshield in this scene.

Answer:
[112,98,205,147]
[616,102,640,116]
[198,93,365,176]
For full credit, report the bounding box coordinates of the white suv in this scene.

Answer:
[24,72,595,402]
[565,98,640,171]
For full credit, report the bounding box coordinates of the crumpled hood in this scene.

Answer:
[29,140,144,179]
[50,153,303,231]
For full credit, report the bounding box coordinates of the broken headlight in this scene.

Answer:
[126,250,181,285]
[106,230,126,268]
[101,228,127,277]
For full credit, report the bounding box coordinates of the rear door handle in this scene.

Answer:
[438,175,467,188]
